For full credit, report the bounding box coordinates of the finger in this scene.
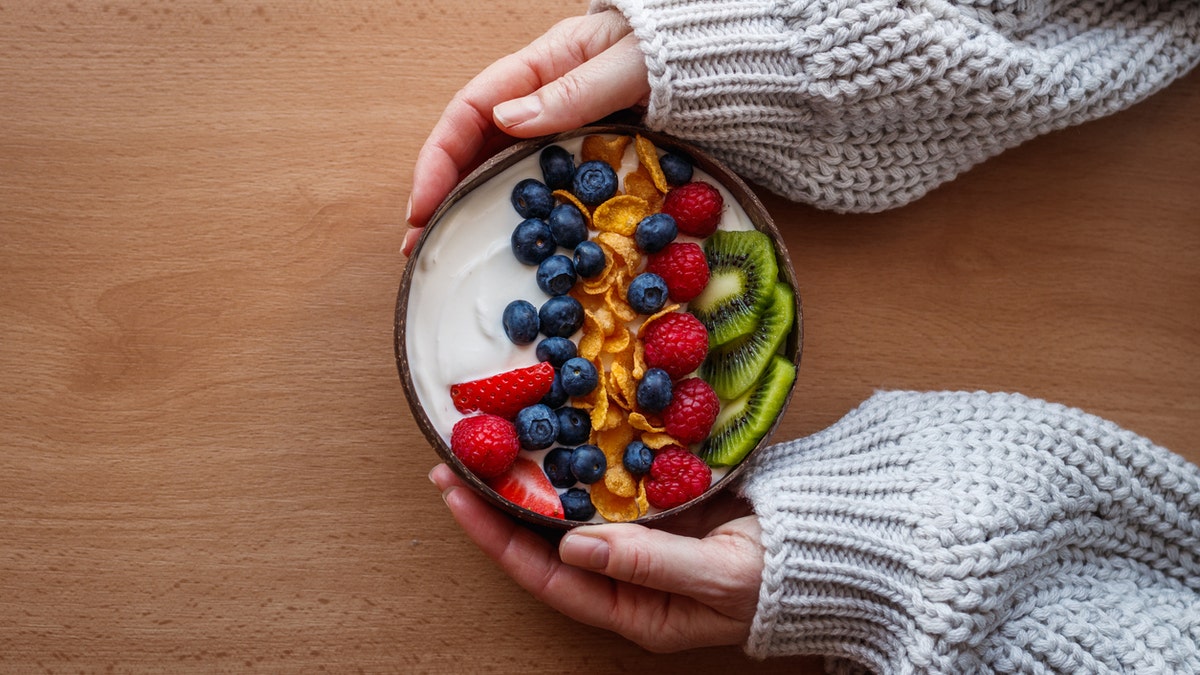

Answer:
[558,519,763,620]
[656,490,755,539]
[406,11,633,229]
[492,33,649,136]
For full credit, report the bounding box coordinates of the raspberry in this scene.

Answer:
[662,377,720,444]
[642,312,709,379]
[661,181,724,237]
[450,414,520,479]
[645,446,712,509]
[647,242,710,302]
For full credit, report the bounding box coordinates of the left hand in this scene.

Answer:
[403,10,650,255]
[429,463,764,652]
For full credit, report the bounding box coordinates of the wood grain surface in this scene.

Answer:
[1,1,1197,672]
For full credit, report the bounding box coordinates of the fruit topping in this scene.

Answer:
[538,295,584,338]
[450,414,520,479]
[634,213,678,253]
[627,272,669,315]
[572,160,619,206]
[644,447,712,510]
[647,242,710,303]
[634,367,673,413]
[622,440,653,475]
[511,178,555,219]
[515,403,559,451]
[511,218,556,265]
[539,144,576,191]
[535,336,577,369]
[555,406,592,445]
[488,457,565,519]
[569,444,607,484]
[662,181,723,238]
[450,362,555,418]
[700,355,796,467]
[536,254,577,296]
[559,356,599,397]
[560,487,596,521]
[572,240,606,279]
[662,377,720,445]
[542,447,576,488]
[641,312,709,379]
[689,229,778,346]
[502,299,540,345]
[659,153,694,187]
[548,202,589,250]
[701,282,795,400]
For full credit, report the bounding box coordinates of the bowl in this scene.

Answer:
[395,124,802,529]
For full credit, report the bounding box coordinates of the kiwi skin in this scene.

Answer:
[699,355,796,467]
[689,230,778,346]
[700,282,794,400]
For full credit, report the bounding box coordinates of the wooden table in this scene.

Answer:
[2,2,1196,672]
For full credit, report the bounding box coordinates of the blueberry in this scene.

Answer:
[511,178,554,219]
[572,160,618,206]
[514,404,559,451]
[502,299,539,345]
[541,374,568,408]
[539,145,575,191]
[539,296,584,338]
[560,357,599,397]
[543,448,577,489]
[660,152,694,186]
[573,240,606,279]
[555,407,591,445]
[636,367,673,413]
[548,203,588,250]
[634,213,678,253]
[560,487,596,521]
[570,444,607,484]
[536,336,577,369]
[627,272,669,314]
[623,441,654,475]
[536,254,577,296]
[511,218,556,265]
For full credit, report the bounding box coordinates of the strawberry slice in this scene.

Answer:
[487,457,565,519]
[450,362,555,419]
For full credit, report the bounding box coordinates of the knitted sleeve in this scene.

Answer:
[590,0,1200,212]
[737,391,1200,673]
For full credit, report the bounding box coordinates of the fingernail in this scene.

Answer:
[402,228,419,256]
[405,195,413,224]
[440,486,457,506]
[494,96,542,128]
[560,533,609,570]
[428,467,437,484]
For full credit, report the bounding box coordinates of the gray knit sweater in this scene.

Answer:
[591,0,1200,212]
[739,391,1200,672]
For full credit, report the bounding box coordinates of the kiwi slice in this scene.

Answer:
[700,282,794,400]
[699,355,795,467]
[689,230,778,346]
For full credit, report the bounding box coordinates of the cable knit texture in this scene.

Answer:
[590,0,1200,212]
[737,391,1200,673]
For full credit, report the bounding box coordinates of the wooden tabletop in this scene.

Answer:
[2,2,1197,672]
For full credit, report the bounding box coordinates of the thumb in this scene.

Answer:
[492,33,649,137]
[558,518,763,618]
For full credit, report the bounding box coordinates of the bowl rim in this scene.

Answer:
[395,123,803,529]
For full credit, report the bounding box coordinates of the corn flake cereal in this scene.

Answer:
[641,432,682,450]
[629,412,665,434]
[590,480,645,522]
[635,134,670,193]
[624,167,665,213]
[582,135,631,171]
[593,195,649,237]
[636,303,683,338]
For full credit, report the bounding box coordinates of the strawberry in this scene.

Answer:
[450,361,555,418]
[644,446,712,509]
[647,242,710,302]
[661,181,723,238]
[663,377,720,444]
[450,414,520,479]
[487,457,565,519]
[642,312,709,379]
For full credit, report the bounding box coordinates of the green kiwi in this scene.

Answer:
[689,230,778,346]
[699,355,795,467]
[700,282,794,400]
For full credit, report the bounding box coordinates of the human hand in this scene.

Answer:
[429,463,764,652]
[403,10,650,255]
